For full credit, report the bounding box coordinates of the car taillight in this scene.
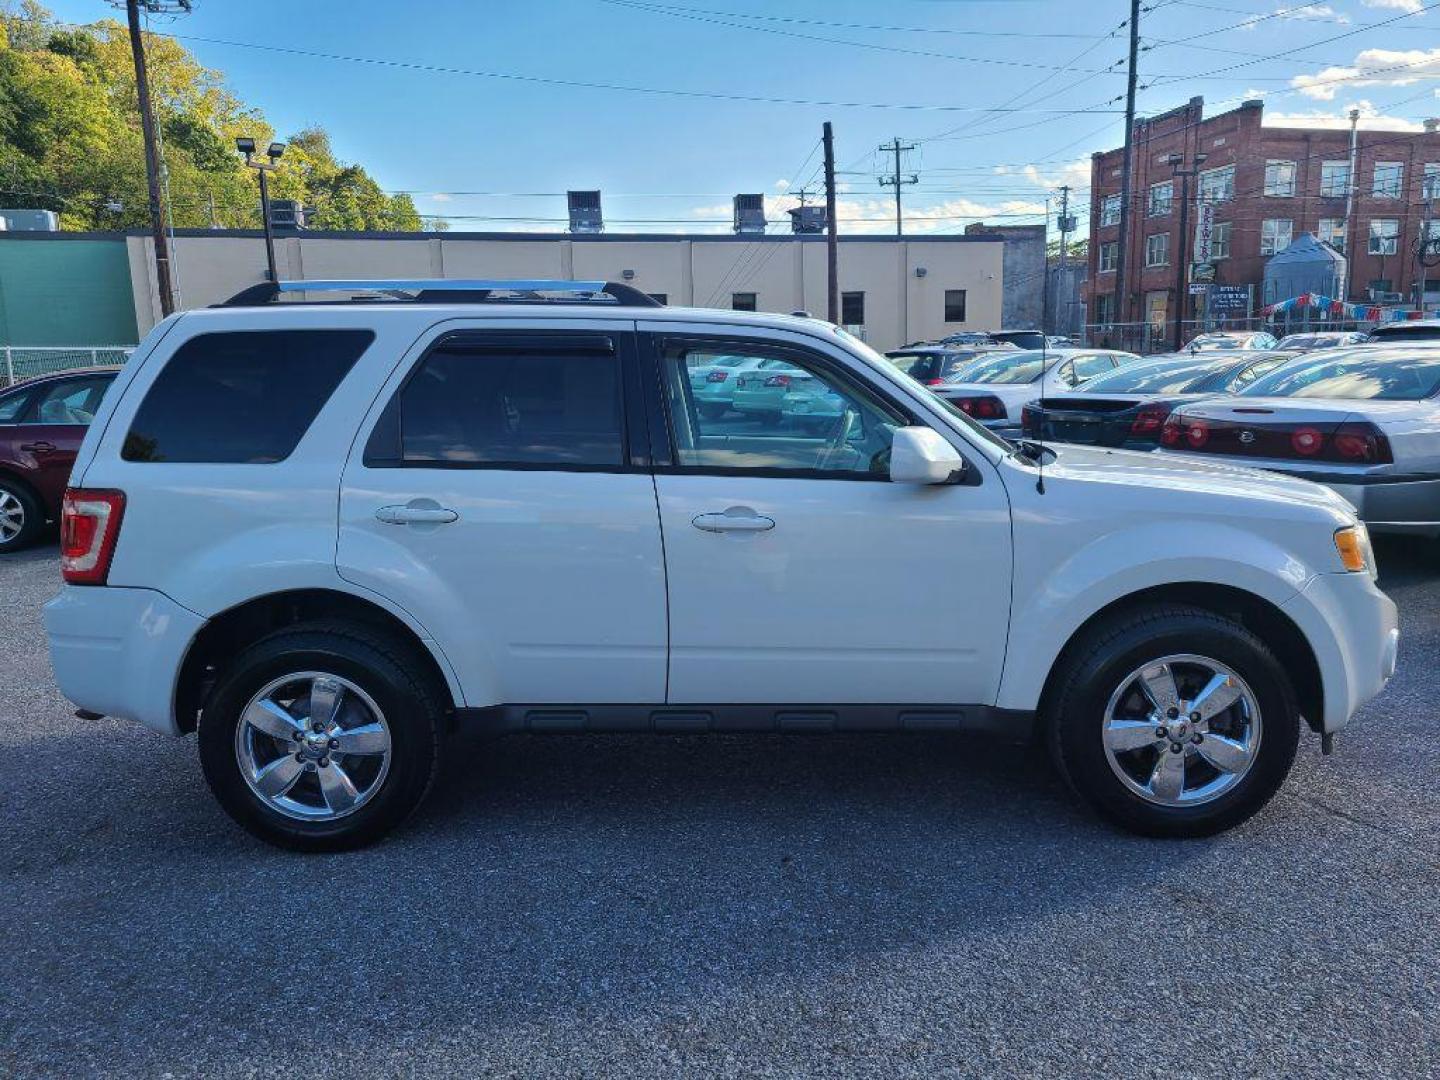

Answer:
[1130,405,1171,435]
[1290,427,1324,457]
[60,489,125,586]
[1160,415,1183,447]
[924,378,945,386]
[706,370,729,383]
[952,395,1008,420]
[1021,404,1039,432]
[1185,419,1209,448]
[1329,422,1394,464]
[762,374,791,388]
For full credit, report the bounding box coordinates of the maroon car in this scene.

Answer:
[0,367,119,552]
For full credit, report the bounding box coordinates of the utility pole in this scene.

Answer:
[1342,107,1360,302]
[824,121,839,324]
[877,137,918,237]
[1168,149,1208,351]
[1112,0,1142,336]
[1057,185,1072,271]
[122,0,184,317]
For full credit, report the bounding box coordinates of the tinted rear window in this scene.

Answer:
[123,330,372,463]
[1243,348,1440,400]
[1082,358,1218,394]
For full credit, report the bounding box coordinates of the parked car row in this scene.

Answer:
[1021,344,1440,537]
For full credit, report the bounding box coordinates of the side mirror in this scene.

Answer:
[889,426,966,485]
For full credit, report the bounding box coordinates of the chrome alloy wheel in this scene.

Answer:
[0,490,24,544]
[1101,654,1262,808]
[235,672,393,822]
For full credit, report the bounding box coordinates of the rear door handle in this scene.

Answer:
[691,508,776,533]
[375,504,459,525]
[20,441,55,454]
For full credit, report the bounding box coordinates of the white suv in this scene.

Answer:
[43,280,1399,850]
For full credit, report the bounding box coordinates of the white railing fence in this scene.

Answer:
[1,346,134,388]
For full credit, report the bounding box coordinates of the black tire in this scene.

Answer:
[758,411,782,427]
[699,402,728,420]
[198,620,446,852]
[1045,604,1300,838]
[0,477,45,553]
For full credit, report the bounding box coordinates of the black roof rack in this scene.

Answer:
[215,278,664,308]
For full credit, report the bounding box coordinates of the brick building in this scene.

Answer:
[1087,96,1440,345]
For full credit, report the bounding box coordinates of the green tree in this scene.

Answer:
[0,2,415,232]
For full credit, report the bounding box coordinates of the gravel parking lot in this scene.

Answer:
[2,540,1437,1078]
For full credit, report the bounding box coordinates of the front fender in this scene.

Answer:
[997,521,1313,713]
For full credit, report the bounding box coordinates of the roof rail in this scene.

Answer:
[215,279,664,308]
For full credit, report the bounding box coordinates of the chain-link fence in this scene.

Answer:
[1,346,134,388]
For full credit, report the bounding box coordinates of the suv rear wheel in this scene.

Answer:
[198,622,446,851]
[1046,605,1300,837]
[0,479,44,552]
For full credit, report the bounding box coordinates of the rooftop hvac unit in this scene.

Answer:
[733,193,766,235]
[788,205,826,234]
[0,209,59,231]
[268,200,306,232]
[568,190,603,234]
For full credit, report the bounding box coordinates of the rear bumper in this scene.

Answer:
[1282,571,1399,734]
[43,585,204,736]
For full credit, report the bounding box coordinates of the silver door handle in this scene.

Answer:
[375,505,459,525]
[691,510,775,533]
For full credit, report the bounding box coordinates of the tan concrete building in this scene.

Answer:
[127,230,1008,352]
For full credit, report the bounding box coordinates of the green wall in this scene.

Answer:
[0,237,138,346]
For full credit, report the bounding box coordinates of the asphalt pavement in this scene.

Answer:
[2,538,1437,1078]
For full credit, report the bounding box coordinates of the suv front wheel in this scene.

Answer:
[1047,605,1300,838]
[198,622,446,851]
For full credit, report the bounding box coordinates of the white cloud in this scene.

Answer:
[1240,3,1349,30]
[688,192,1045,237]
[429,193,452,203]
[1262,98,1425,131]
[774,178,790,191]
[1019,159,1091,190]
[1363,0,1424,12]
[1291,46,1440,99]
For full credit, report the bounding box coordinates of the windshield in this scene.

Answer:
[1243,348,1440,400]
[1079,357,1219,394]
[958,350,1054,385]
[1188,335,1247,351]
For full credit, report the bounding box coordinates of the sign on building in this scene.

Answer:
[1193,200,1216,266]
[1208,284,1251,313]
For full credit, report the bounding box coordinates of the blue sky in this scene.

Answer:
[38,0,1440,234]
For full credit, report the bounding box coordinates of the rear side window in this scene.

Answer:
[390,334,623,467]
[0,388,32,422]
[122,330,372,463]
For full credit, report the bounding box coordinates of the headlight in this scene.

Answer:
[1334,524,1374,574]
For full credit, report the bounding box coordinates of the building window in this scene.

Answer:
[1369,219,1400,255]
[1373,162,1404,199]
[1318,218,1346,252]
[1369,279,1393,297]
[1260,219,1293,256]
[1425,163,1440,200]
[943,289,967,322]
[647,293,668,305]
[1145,233,1170,267]
[1098,241,1119,273]
[1210,221,1232,260]
[1197,164,1235,203]
[841,291,865,325]
[731,292,757,311]
[1264,160,1297,197]
[1147,181,1173,217]
[1099,194,1121,227]
[1093,293,1115,325]
[1320,161,1351,198]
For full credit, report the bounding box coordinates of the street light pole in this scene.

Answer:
[236,138,286,283]
[1168,151,1208,352]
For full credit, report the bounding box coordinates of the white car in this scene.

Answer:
[44,279,1397,850]
[687,353,767,419]
[1161,345,1440,535]
[933,348,1141,432]
[1187,331,1279,352]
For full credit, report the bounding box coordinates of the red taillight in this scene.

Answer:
[1161,416,1183,447]
[706,370,729,383]
[1329,422,1394,464]
[1130,405,1170,435]
[762,374,791,388]
[1290,427,1324,456]
[924,378,945,386]
[952,395,1007,419]
[1021,404,1039,432]
[1185,419,1210,448]
[60,489,125,586]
